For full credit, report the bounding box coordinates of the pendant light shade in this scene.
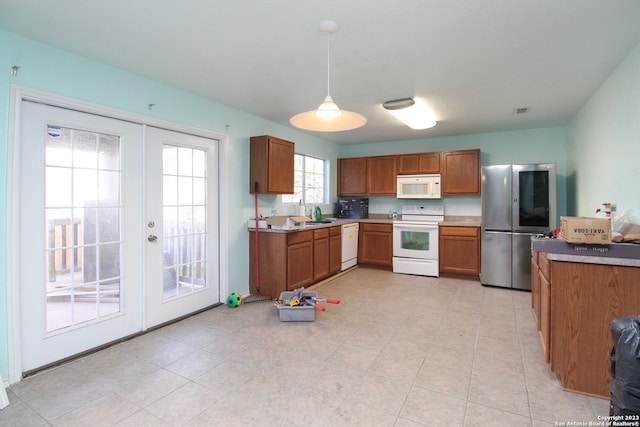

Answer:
[290,21,366,132]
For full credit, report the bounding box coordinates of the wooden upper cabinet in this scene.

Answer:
[338,157,368,196]
[249,135,294,194]
[398,152,440,174]
[441,149,480,195]
[367,155,397,195]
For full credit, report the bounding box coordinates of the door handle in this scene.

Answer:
[147,234,158,242]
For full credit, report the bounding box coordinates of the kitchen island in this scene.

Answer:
[531,238,640,398]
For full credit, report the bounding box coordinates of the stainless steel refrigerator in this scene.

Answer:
[481,164,556,290]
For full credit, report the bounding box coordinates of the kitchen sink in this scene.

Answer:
[306,220,334,224]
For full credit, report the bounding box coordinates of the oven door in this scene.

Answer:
[393,222,439,260]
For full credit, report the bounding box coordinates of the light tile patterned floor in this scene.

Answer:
[1,267,610,426]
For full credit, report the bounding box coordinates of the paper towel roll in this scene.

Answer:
[298,205,306,217]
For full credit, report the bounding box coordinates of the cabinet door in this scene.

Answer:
[531,254,541,330]
[329,228,342,274]
[249,231,287,299]
[419,153,440,173]
[398,153,440,174]
[540,271,550,363]
[338,158,367,195]
[359,224,393,266]
[313,229,330,281]
[438,226,480,275]
[442,149,480,195]
[267,137,295,194]
[367,156,397,195]
[287,241,313,290]
[250,135,294,194]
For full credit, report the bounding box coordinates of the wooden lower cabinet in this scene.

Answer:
[536,252,551,363]
[313,228,330,281]
[532,253,640,398]
[531,251,552,362]
[539,271,550,363]
[359,223,393,267]
[531,252,541,328]
[438,226,480,275]
[249,226,343,299]
[329,226,342,274]
[288,237,314,290]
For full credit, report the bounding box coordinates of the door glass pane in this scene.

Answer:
[518,171,550,227]
[400,230,430,251]
[45,126,122,333]
[162,144,208,299]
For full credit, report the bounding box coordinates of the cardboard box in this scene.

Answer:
[560,216,611,244]
[266,216,311,230]
[247,219,268,229]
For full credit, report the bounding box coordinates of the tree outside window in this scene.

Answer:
[283,154,326,204]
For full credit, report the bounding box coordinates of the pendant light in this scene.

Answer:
[290,21,366,132]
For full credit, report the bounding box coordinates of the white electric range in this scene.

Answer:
[392,205,444,277]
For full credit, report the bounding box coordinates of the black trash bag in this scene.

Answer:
[610,316,640,416]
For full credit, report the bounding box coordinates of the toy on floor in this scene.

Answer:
[226,292,243,308]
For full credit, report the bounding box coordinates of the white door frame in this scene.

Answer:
[6,85,229,384]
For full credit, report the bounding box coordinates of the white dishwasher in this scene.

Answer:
[341,223,359,271]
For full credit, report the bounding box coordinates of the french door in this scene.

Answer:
[17,101,220,373]
[144,127,219,327]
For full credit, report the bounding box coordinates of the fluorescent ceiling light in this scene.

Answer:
[383,98,437,130]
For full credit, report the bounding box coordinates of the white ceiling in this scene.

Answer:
[2,0,640,145]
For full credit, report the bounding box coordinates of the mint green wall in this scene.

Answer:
[0,29,337,380]
[339,126,569,219]
[1,26,636,382]
[567,41,640,221]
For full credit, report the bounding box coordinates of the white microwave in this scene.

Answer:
[396,174,442,199]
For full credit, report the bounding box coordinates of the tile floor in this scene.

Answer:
[1,267,610,426]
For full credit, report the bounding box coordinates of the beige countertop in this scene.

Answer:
[248,215,481,233]
[439,216,482,227]
[532,237,640,267]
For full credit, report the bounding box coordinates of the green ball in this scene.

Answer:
[226,292,243,308]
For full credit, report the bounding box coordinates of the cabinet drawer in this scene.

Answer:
[288,230,313,245]
[313,228,329,239]
[360,223,392,233]
[538,252,551,281]
[330,225,342,236]
[440,226,479,237]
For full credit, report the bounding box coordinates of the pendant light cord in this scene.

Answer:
[325,32,331,99]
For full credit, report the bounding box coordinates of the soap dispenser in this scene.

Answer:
[314,206,322,221]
